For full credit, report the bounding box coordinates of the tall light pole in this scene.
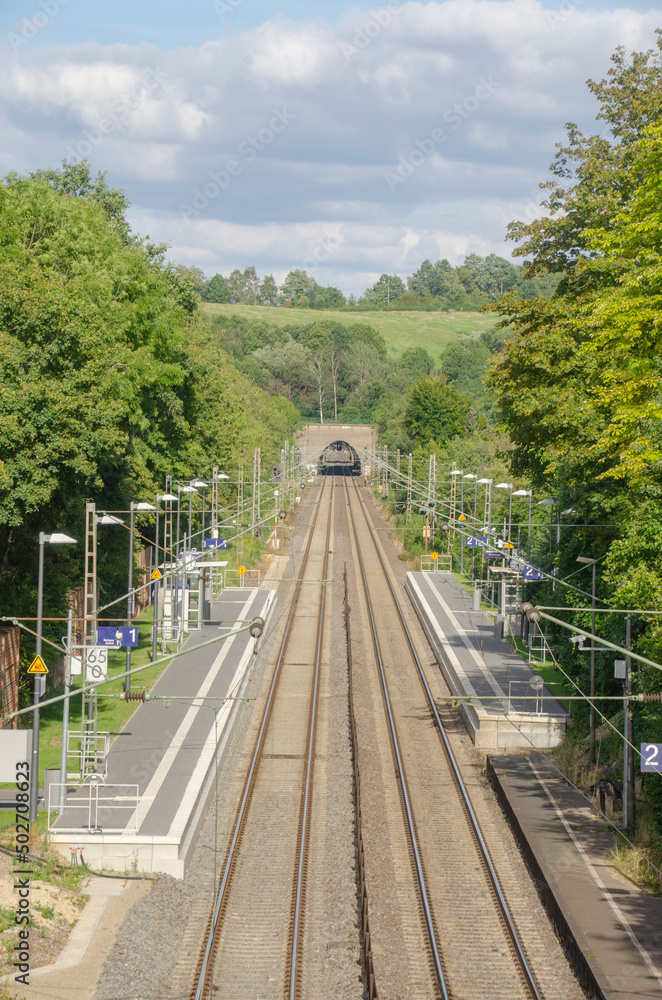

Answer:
[513,489,533,560]
[32,532,77,822]
[191,481,208,545]
[477,478,492,534]
[577,555,598,764]
[450,470,463,571]
[153,492,178,662]
[127,502,155,694]
[495,483,513,543]
[537,498,558,552]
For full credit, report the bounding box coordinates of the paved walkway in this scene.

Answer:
[406,571,567,748]
[489,754,662,1000]
[49,587,273,874]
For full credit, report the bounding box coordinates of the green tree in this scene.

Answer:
[203,273,232,303]
[400,347,435,380]
[403,376,471,444]
[280,269,316,302]
[364,274,406,307]
[259,274,279,305]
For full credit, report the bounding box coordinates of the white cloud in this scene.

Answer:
[0,0,659,290]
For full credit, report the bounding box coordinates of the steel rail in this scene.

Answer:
[192,478,331,1000]
[287,476,333,998]
[351,474,543,1000]
[343,469,449,999]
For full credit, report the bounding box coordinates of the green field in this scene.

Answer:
[203,303,499,359]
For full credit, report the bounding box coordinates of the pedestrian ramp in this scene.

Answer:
[48,588,274,877]
[405,572,567,749]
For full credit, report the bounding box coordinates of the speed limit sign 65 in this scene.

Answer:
[86,646,108,684]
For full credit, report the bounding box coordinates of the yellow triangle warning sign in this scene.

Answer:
[27,655,48,675]
[151,567,162,580]
[458,513,467,521]
[504,541,515,550]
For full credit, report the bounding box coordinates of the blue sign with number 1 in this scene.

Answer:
[97,626,139,648]
[640,743,662,772]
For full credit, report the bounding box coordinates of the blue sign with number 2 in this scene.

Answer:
[640,743,662,772]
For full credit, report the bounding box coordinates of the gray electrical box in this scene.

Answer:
[614,659,627,680]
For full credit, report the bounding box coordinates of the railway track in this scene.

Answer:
[342,468,543,1000]
[191,477,334,1000]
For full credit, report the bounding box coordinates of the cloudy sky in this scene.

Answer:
[1,1,659,294]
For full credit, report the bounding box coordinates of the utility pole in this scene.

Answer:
[163,475,174,650]
[237,463,244,564]
[623,616,635,834]
[82,502,97,774]
[406,453,412,522]
[59,609,73,815]
[251,447,261,533]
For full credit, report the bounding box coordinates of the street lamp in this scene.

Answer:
[537,498,559,551]
[153,492,178,662]
[513,489,532,559]
[31,532,77,821]
[477,479,492,533]
[191,480,208,542]
[577,555,598,764]
[176,485,198,557]
[495,483,513,543]
[126,502,156,694]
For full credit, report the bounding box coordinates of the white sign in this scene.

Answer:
[70,655,82,676]
[0,731,32,782]
[85,646,108,684]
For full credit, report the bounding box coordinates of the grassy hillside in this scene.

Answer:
[202,303,500,359]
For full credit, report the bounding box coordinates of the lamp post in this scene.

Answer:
[577,555,598,764]
[537,498,559,552]
[495,483,513,543]
[153,492,178,662]
[191,480,208,544]
[32,532,77,822]
[477,478,492,534]
[450,470,463,571]
[513,489,533,560]
[127,502,155,694]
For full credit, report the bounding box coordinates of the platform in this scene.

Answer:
[405,571,567,748]
[488,755,662,999]
[48,587,274,877]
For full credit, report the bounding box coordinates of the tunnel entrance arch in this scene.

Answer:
[297,423,376,460]
[318,440,362,476]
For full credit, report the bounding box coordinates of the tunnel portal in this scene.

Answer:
[318,440,362,476]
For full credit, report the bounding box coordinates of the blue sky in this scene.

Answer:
[1,1,660,293]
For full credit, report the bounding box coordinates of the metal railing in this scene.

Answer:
[48,776,139,833]
[223,569,261,589]
[420,555,452,573]
[67,730,110,780]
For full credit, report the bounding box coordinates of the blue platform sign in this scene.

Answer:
[204,538,228,550]
[465,536,488,548]
[523,566,545,581]
[97,626,139,648]
[483,550,503,559]
[641,743,662,772]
